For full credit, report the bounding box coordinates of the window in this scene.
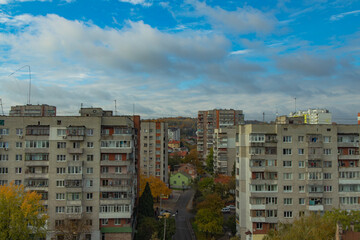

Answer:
[299,198,305,205]
[324,186,333,192]
[283,136,292,143]
[256,223,263,230]
[66,206,82,214]
[87,155,94,161]
[115,167,122,173]
[323,149,332,155]
[86,206,93,213]
[16,128,23,135]
[114,219,121,225]
[87,142,94,148]
[73,142,80,148]
[0,154,8,161]
[283,173,293,180]
[298,148,304,155]
[16,154,22,161]
[86,168,93,174]
[87,193,93,200]
[57,129,67,136]
[324,136,331,143]
[55,206,65,213]
[298,173,305,180]
[15,180,21,185]
[283,148,292,155]
[324,173,332,179]
[57,142,66,148]
[349,149,356,155]
[57,155,66,162]
[86,129,94,136]
[68,166,82,174]
[284,198,292,205]
[57,168,66,174]
[73,155,80,161]
[298,136,304,142]
[249,134,265,142]
[15,167,22,174]
[0,128,9,135]
[101,219,108,225]
[284,186,292,192]
[324,198,333,205]
[25,140,49,148]
[101,167,109,173]
[0,168,8,174]
[284,211,293,218]
[56,180,65,187]
[340,197,358,205]
[56,193,65,200]
[283,161,292,167]
[323,161,332,168]
[16,142,22,148]
[86,180,93,187]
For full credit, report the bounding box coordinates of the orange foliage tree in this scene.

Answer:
[139,175,172,201]
[0,182,48,240]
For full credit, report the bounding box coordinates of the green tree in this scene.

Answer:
[197,177,214,196]
[139,182,154,218]
[324,209,360,231]
[168,153,182,171]
[225,215,237,236]
[206,148,214,174]
[196,193,223,211]
[136,217,159,240]
[263,213,335,240]
[0,183,48,240]
[195,208,223,237]
[157,217,176,240]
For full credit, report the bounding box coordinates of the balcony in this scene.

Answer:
[25,161,49,166]
[338,142,359,148]
[338,154,360,160]
[100,185,131,192]
[99,212,131,219]
[250,217,265,222]
[100,160,132,166]
[308,205,324,211]
[250,142,265,147]
[249,204,265,210]
[101,148,133,154]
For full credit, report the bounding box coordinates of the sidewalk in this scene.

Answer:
[154,190,181,211]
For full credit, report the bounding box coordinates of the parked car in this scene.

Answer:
[226,205,236,210]
[158,212,171,219]
[221,207,231,213]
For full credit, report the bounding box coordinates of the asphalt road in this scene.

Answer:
[173,189,195,240]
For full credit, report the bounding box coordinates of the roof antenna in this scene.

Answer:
[8,65,32,105]
[114,100,117,116]
[133,103,135,115]
[0,98,4,115]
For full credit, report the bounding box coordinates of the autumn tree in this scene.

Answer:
[54,217,91,240]
[168,153,182,171]
[323,209,360,231]
[263,213,335,240]
[139,175,172,202]
[196,193,223,211]
[195,208,223,237]
[0,182,48,240]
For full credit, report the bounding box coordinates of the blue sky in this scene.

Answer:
[0,0,359,122]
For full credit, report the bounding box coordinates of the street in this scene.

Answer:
[172,189,195,240]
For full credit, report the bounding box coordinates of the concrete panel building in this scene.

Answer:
[197,109,244,160]
[235,122,360,240]
[213,126,237,175]
[289,108,332,124]
[140,121,168,183]
[9,104,56,117]
[0,107,140,240]
[168,128,180,141]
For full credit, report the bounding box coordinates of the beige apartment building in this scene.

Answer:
[140,121,168,183]
[197,109,244,160]
[235,122,360,240]
[0,107,140,240]
[9,104,57,116]
[213,126,237,175]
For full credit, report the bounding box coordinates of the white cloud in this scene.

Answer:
[230,49,251,55]
[0,0,49,4]
[189,0,278,35]
[330,9,360,21]
[118,0,152,7]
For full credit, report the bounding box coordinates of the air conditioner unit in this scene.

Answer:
[62,136,67,139]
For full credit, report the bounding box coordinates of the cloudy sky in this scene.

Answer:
[0,0,359,122]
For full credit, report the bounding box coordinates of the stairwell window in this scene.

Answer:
[283,149,292,155]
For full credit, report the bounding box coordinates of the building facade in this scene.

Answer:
[235,123,360,240]
[197,109,244,160]
[140,121,168,183]
[168,128,180,141]
[213,126,237,175]
[0,107,140,240]
[289,108,332,124]
[9,104,57,116]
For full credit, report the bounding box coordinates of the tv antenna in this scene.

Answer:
[0,98,4,115]
[8,65,32,105]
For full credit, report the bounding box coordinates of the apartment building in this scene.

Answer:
[0,107,140,240]
[289,108,332,124]
[168,128,180,141]
[235,123,360,240]
[9,104,56,116]
[213,126,237,175]
[197,109,244,160]
[140,121,168,183]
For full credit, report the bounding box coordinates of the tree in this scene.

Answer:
[196,193,223,211]
[225,215,237,236]
[136,217,159,240]
[158,217,176,240]
[205,148,214,174]
[197,177,214,196]
[195,208,223,237]
[139,182,155,218]
[323,209,360,231]
[263,213,335,240]
[54,217,91,240]
[168,153,182,171]
[139,175,172,202]
[0,182,48,240]
[183,149,203,174]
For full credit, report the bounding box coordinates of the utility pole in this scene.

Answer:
[163,217,166,240]
[0,99,4,115]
